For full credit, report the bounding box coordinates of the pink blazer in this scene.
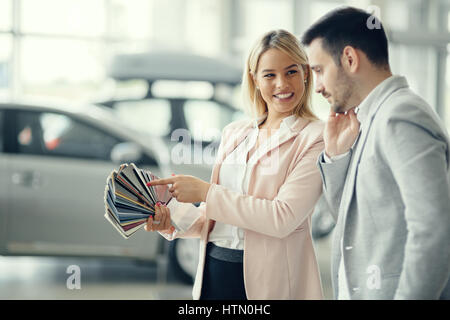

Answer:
[164,116,325,300]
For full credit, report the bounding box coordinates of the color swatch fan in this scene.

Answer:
[103,163,172,239]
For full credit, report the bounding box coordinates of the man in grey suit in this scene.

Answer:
[302,7,450,299]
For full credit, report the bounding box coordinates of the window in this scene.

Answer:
[383,0,409,32]
[21,0,106,37]
[238,0,293,53]
[20,37,104,99]
[107,0,153,40]
[15,111,119,161]
[389,44,437,111]
[0,0,12,31]
[184,0,222,55]
[0,35,12,99]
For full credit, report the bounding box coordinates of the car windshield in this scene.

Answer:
[112,99,172,137]
[106,98,245,142]
[82,104,148,136]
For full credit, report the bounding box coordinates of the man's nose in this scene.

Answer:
[315,80,324,94]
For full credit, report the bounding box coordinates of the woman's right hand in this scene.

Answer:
[144,202,175,234]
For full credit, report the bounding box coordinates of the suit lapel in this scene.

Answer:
[338,128,366,221]
[339,76,409,224]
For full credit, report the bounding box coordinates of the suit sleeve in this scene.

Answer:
[204,138,325,239]
[317,150,352,222]
[382,105,450,299]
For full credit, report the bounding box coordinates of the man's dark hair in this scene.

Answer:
[302,6,389,68]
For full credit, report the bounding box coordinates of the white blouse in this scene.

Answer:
[209,113,297,250]
[167,113,297,250]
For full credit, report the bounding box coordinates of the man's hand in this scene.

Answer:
[324,107,360,157]
[147,174,211,203]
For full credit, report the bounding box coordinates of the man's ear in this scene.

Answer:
[340,46,359,73]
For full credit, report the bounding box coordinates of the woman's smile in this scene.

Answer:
[273,92,295,102]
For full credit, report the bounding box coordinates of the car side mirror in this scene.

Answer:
[110,142,143,164]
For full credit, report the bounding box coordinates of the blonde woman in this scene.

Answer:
[146,29,325,300]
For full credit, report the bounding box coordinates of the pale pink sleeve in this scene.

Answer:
[158,200,207,240]
[204,139,324,239]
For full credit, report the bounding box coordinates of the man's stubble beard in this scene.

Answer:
[331,68,355,113]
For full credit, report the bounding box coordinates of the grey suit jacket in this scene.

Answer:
[318,75,450,299]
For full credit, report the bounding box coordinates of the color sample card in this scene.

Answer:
[104,163,172,239]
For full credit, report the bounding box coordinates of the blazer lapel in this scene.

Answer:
[248,117,310,166]
[207,121,253,234]
[339,76,409,223]
[210,122,253,184]
[207,116,310,234]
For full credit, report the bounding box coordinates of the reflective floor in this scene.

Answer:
[0,235,332,300]
[0,256,193,300]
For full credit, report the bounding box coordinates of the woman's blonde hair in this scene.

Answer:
[242,29,318,121]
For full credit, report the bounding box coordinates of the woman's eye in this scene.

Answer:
[263,73,274,78]
[287,70,298,75]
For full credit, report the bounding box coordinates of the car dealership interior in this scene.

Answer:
[0,0,449,300]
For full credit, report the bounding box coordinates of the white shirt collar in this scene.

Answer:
[252,113,297,131]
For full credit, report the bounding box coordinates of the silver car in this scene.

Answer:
[0,101,198,283]
[95,51,246,182]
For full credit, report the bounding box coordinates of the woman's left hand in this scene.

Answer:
[147,174,211,203]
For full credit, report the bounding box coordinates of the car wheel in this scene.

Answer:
[168,238,199,284]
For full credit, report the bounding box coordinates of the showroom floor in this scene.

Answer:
[0,235,332,300]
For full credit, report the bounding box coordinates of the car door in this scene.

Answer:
[3,108,160,259]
